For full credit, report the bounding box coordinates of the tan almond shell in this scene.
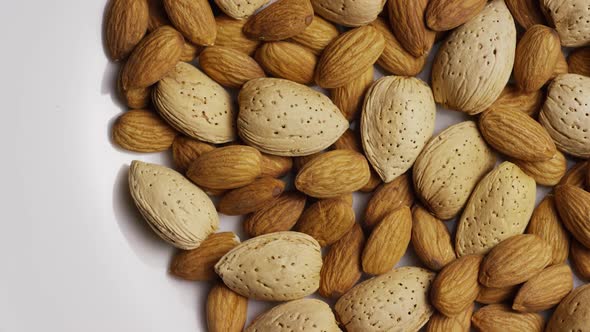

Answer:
[472,304,545,332]
[215,231,322,301]
[431,0,516,115]
[238,78,348,157]
[411,205,456,271]
[291,15,340,54]
[413,121,497,220]
[513,263,573,312]
[335,266,435,332]
[541,0,590,47]
[128,161,219,250]
[456,162,536,256]
[361,76,436,183]
[214,0,269,19]
[546,284,590,331]
[245,299,341,332]
[311,0,386,27]
[526,195,570,265]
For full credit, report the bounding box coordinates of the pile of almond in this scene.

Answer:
[105,0,590,330]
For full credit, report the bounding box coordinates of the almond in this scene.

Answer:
[179,41,200,62]
[426,0,487,31]
[105,0,149,61]
[541,0,590,47]
[199,46,265,89]
[488,84,544,117]
[559,161,589,188]
[243,0,314,41]
[362,206,412,275]
[293,151,323,171]
[426,304,473,332]
[319,224,365,298]
[171,136,215,173]
[260,153,292,178]
[331,66,374,121]
[411,205,456,271]
[568,47,590,77]
[479,107,557,161]
[245,299,340,331]
[550,50,569,79]
[388,0,435,57]
[215,16,260,56]
[218,177,285,216]
[555,185,590,248]
[295,198,355,247]
[546,284,590,332]
[526,195,570,264]
[571,239,590,280]
[207,283,248,332]
[295,149,370,198]
[513,150,567,186]
[479,234,552,288]
[163,0,216,46]
[477,285,519,305]
[472,304,545,332]
[243,192,306,237]
[364,173,414,229]
[505,0,547,29]
[112,109,177,152]
[514,25,561,92]
[311,0,386,27]
[513,263,573,312]
[147,0,170,31]
[315,26,385,88]
[170,232,240,281]
[117,71,151,109]
[187,145,262,190]
[290,15,339,54]
[255,41,317,85]
[214,0,269,19]
[359,170,383,193]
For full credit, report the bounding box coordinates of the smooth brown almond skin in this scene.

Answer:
[559,161,588,188]
[199,46,265,89]
[243,192,306,237]
[513,263,573,312]
[207,283,248,332]
[362,206,412,275]
[171,136,215,173]
[479,107,557,161]
[477,285,519,305]
[117,70,151,109]
[505,0,547,29]
[513,150,567,186]
[291,15,339,55]
[319,224,365,298]
[112,109,177,152]
[105,0,149,61]
[215,16,260,56]
[555,185,590,248]
[514,25,561,92]
[255,42,317,85]
[526,195,570,264]
[411,205,456,271]
[170,232,239,281]
[472,304,544,332]
[571,239,590,280]
[243,0,314,41]
[331,66,374,121]
[479,234,552,288]
[218,177,285,216]
[426,0,487,31]
[489,84,544,117]
[388,0,436,57]
[427,304,473,332]
[568,47,590,77]
[550,51,569,79]
[315,26,385,88]
[364,173,414,229]
[295,198,355,247]
[431,254,483,316]
[260,153,292,178]
[163,0,216,46]
[120,26,184,89]
[147,0,170,31]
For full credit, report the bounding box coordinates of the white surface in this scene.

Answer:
[0,1,583,331]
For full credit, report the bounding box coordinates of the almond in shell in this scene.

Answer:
[245,299,340,331]
[311,0,386,27]
[214,0,269,19]
[546,284,590,332]
[541,0,590,47]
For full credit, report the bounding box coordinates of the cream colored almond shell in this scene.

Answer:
[153,62,236,144]
[456,162,536,257]
[128,161,219,250]
[431,0,516,115]
[214,231,322,301]
[539,74,590,158]
[246,299,341,332]
[546,284,590,331]
[361,76,436,183]
[214,0,270,19]
[311,0,386,27]
[238,78,348,157]
[335,266,435,332]
[542,0,590,47]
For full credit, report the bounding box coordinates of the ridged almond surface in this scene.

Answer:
[199,46,265,89]
[479,234,552,288]
[260,153,292,178]
[207,283,248,332]
[120,26,184,89]
[291,15,339,54]
[514,25,561,92]
[243,192,306,237]
[147,0,170,31]
[332,66,374,121]
[364,173,414,229]
[546,284,590,331]
[555,185,590,248]
[479,107,556,161]
[296,198,355,247]
[513,150,566,186]
[550,51,569,79]
[218,177,285,216]
[505,0,547,29]
[245,299,340,332]
[112,109,177,152]
[388,0,435,57]
[215,16,260,56]
[559,161,588,188]
[117,71,151,109]
[255,41,317,85]
[571,239,590,280]
[488,84,544,117]
[413,121,496,220]
[431,0,516,115]
[179,41,200,62]
[170,232,240,281]
[362,206,412,275]
[319,224,365,299]
[477,285,519,304]
[105,0,149,61]
[426,304,473,332]
[426,0,487,31]
[171,136,215,173]
[187,146,262,190]
[295,150,370,198]
[214,0,269,19]
[541,0,590,47]
[163,0,215,45]
[311,0,386,27]
[568,47,590,76]
[411,205,456,271]
[472,304,545,332]
[526,195,570,264]
[315,26,385,88]
[513,263,573,312]
[243,0,313,41]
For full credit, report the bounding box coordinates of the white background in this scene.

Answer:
[0,1,582,331]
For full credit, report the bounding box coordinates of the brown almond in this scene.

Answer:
[179,41,200,62]
[147,0,170,31]
[362,206,412,275]
[260,153,292,178]
[199,46,266,88]
[472,304,544,332]
[171,136,215,173]
[105,0,149,61]
[243,192,306,237]
[364,173,414,229]
[571,239,590,280]
[426,303,473,332]
[550,51,569,79]
[293,151,323,171]
[568,47,590,77]
[426,0,487,31]
[319,224,365,298]
[163,0,216,46]
[388,0,436,57]
[488,84,544,117]
[505,0,547,29]
[555,185,590,248]
[218,177,285,216]
[255,41,317,85]
[514,25,561,92]
[411,205,456,271]
[291,15,339,55]
[477,285,519,305]
[170,232,240,280]
[360,171,383,193]
[207,283,248,332]
[117,70,151,109]
[526,195,570,264]
[559,161,588,188]
[112,109,176,152]
[215,16,260,56]
[243,0,314,41]
[295,198,355,247]
[331,66,374,121]
[513,263,573,312]
[513,150,567,186]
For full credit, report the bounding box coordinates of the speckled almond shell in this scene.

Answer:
[431,0,516,115]
[456,162,536,257]
[246,299,341,332]
[214,231,322,301]
[335,266,435,332]
[546,284,590,331]
[361,76,436,183]
[214,0,269,19]
[413,121,497,220]
[238,78,348,157]
[311,0,386,27]
[539,74,590,158]
[153,62,236,144]
[542,0,590,47]
[128,161,219,250]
